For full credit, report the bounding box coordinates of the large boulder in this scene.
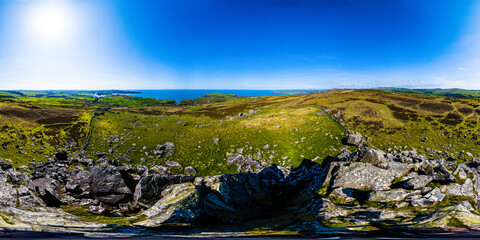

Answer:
[89,164,136,205]
[31,177,62,207]
[200,172,274,223]
[358,148,385,164]
[0,160,12,171]
[430,165,456,183]
[134,174,195,206]
[1,173,46,211]
[135,183,200,226]
[332,162,413,191]
[368,188,412,202]
[398,175,433,190]
[346,133,365,147]
[410,187,445,208]
[65,170,91,198]
[440,178,476,198]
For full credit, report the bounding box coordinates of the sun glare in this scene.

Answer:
[26,1,77,45]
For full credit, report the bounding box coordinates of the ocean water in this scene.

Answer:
[129,89,285,102]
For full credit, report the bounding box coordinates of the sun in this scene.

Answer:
[26,1,77,45]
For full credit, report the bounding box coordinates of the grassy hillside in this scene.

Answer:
[299,89,480,160]
[2,88,480,173]
[0,101,91,166]
[86,96,347,176]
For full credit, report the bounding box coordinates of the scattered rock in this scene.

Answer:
[165,161,182,168]
[184,167,197,175]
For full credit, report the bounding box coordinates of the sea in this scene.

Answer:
[128,89,286,102]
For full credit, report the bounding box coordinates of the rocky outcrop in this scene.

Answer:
[3,146,480,234]
[332,162,411,191]
[136,183,200,226]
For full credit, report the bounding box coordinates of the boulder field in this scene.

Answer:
[2,146,480,233]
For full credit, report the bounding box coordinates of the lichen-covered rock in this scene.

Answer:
[440,178,476,198]
[399,175,432,190]
[0,207,107,231]
[134,174,194,206]
[346,133,365,147]
[328,188,356,204]
[368,188,411,202]
[410,187,445,208]
[332,162,412,191]
[135,183,200,226]
[408,201,480,228]
[0,174,16,208]
[358,148,385,164]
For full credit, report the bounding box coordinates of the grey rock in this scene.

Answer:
[399,175,433,190]
[440,178,476,198]
[346,133,365,147]
[165,161,182,168]
[411,187,446,208]
[136,183,200,226]
[430,165,456,183]
[227,154,243,164]
[184,166,197,175]
[333,162,413,191]
[78,158,93,166]
[358,148,385,164]
[329,188,356,204]
[54,150,68,161]
[89,164,135,205]
[368,188,411,202]
[31,177,62,207]
[121,155,131,162]
[0,160,12,170]
[87,205,108,215]
[133,174,194,206]
[156,142,175,150]
[150,165,168,175]
[65,170,91,198]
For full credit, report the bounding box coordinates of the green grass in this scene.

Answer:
[3,88,480,175]
[86,105,347,176]
[61,205,144,225]
[298,89,480,163]
[0,102,92,167]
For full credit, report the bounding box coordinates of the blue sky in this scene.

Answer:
[0,0,479,90]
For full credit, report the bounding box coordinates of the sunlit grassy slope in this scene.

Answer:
[0,101,91,166]
[2,88,480,173]
[299,89,480,160]
[86,97,347,176]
